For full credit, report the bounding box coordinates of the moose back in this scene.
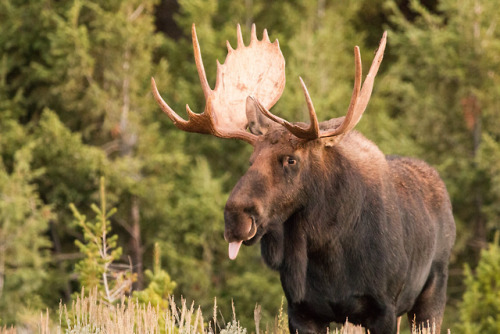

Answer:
[151,24,456,334]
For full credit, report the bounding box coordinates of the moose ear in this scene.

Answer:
[246,96,274,136]
[319,118,346,148]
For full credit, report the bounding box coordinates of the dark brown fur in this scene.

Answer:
[224,118,456,334]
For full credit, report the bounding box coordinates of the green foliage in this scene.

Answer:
[477,134,500,224]
[33,109,108,211]
[0,144,52,324]
[71,177,135,304]
[458,233,500,333]
[278,1,363,121]
[133,243,176,310]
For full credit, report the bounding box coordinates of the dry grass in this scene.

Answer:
[58,288,204,334]
[0,327,15,334]
[0,290,446,334]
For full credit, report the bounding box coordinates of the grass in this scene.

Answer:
[0,289,446,334]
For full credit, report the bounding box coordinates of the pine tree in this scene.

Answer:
[1,0,182,315]
[0,144,52,324]
[458,233,500,333]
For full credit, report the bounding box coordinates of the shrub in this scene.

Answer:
[458,232,500,333]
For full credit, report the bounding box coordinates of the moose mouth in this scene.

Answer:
[243,220,263,246]
[228,219,261,260]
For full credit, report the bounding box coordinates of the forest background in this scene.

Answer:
[1,0,500,333]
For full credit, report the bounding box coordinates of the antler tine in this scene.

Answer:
[252,77,320,140]
[294,77,320,139]
[151,77,191,129]
[214,60,223,91]
[153,75,257,144]
[320,32,387,138]
[262,29,270,43]
[346,46,363,124]
[250,24,257,44]
[319,46,362,137]
[355,31,387,112]
[152,76,218,135]
[226,40,234,53]
[251,96,289,126]
[236,24,245,48]
[192,24,212,99]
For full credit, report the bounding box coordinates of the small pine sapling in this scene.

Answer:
[71,177,136,304]
[133,242,177,310]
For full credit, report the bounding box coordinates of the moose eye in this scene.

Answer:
[283,156,297,166]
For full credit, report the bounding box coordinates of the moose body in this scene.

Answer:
[225,122,455,333]
[152,24,456,334]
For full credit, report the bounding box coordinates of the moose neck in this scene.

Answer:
[305,141,368,241]
[260,132,390,302]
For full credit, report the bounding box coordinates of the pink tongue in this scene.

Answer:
[228,241,243,260]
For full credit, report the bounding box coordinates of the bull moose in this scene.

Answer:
[151,24,456,334]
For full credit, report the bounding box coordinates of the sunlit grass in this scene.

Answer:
[0,289,446,334]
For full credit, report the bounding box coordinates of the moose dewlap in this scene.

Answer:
[152,24,456,334]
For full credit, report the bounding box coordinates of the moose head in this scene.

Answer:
[152,24,386,260]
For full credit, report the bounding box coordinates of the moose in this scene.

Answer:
[151,24,456,334]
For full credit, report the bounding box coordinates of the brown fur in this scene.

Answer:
[224,116,456,334]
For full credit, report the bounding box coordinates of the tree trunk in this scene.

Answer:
[131,196,143,289]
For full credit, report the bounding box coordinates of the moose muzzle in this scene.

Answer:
[224,207,258,259]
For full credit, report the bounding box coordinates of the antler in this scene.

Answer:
[151,23,286,145]
[253,77,320,139]
[256,32,387,140]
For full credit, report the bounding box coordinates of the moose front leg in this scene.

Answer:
[354,299,398,334]
[365,310,398,334]
[288,305,330,334]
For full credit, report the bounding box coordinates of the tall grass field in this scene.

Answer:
[0,288,446,334]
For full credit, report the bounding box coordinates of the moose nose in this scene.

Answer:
[223,209,255,242]
[223,207,258,260]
